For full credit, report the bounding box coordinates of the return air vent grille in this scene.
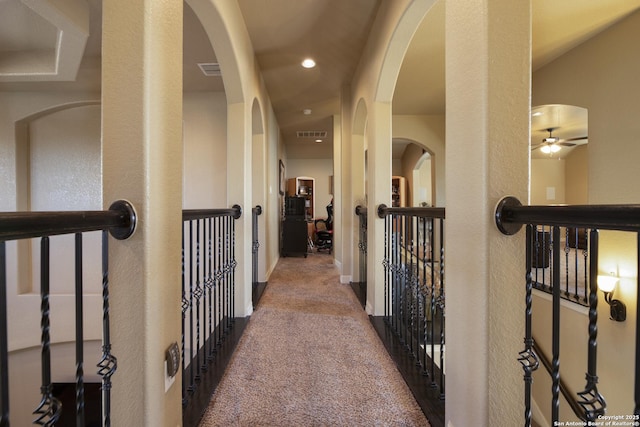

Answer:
[197,62,221,76]
[296,131,327,138]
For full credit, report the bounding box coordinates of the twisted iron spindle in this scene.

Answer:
[33,237,61,426]
[577,230,606,420]
[97,231,117,427]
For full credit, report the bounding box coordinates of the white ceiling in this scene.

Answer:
[1,0,639,159]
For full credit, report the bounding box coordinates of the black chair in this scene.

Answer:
[315,202,333,252]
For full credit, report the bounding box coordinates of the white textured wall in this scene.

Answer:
[183,92,227,209]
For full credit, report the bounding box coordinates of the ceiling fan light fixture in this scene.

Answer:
[301,58,316,68]
[540,144,561,154]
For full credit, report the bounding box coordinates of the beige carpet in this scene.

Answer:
[198,253,429,427]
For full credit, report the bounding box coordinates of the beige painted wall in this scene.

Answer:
[565,145,588,205]
[286,159,334,218]
[531,158,566,204]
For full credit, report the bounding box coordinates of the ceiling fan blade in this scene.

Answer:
[563,135,588,141]
[557,142,576,147]
[530,143,544,151]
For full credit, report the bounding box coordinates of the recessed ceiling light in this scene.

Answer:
[315,139,322,143]
[301,58,316,68]
[303,109,312,115]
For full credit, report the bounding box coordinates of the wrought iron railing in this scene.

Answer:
[252,205,262,306]
[377,204,446,399]
[495,196,640,426]
[353,205,367,308]
[529,225,590,306]
[0,200,137,427]
[181,205,241,423]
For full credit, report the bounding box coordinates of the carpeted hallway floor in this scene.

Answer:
[198,252,429,426]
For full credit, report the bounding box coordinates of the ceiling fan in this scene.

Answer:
[531,128,588,154]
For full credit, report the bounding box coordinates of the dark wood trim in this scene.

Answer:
[349,281,366,309]
[253,281,268,307]
[370,316,445,427]
[183,317,248,427]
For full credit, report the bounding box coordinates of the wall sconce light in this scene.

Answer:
[597,274,626,322]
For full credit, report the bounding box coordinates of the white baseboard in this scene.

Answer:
[340,275,352,284]
[365,301,373,315]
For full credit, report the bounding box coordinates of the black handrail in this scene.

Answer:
[377,204,445,219]
[182,205,242,221]
[495,196,640,234]
[0,200,137,241]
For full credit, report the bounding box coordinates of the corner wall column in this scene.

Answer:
[445,0,530,425]
[102,1,183,425]
[227,102,253,315]
[367,101,392,315]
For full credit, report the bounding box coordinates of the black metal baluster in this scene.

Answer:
[33,236,61,426]
[636,231,640,416]
[181,223,188,406]
[430,220,437,385]
[582,245,589,306]
[74,233,85,427]
[97,230,117,427]
[252,207,259,297]
[206,218,214,361]
[395,214,402,337]
[402,215,408,345]
[564,228,570,298]
[220,217,226,335]
[577,229,606,420]
[420,217,427,374]
[188,221,195,391]
[551,226,561,424]
[387,214,393,328]
[224,215,230,333]
[519,225,539,427]
[408,215,415,355]
[231,212,237,323]
[383,213,389,320]
[571,229,579,302]
[438,217,445,399]
[215,216,222,346]
[194,220,202,382]
[0,241,9,427]
[533,229,541,287]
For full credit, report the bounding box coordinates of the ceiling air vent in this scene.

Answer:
[197,62,221,77]
[296,131,327,138]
